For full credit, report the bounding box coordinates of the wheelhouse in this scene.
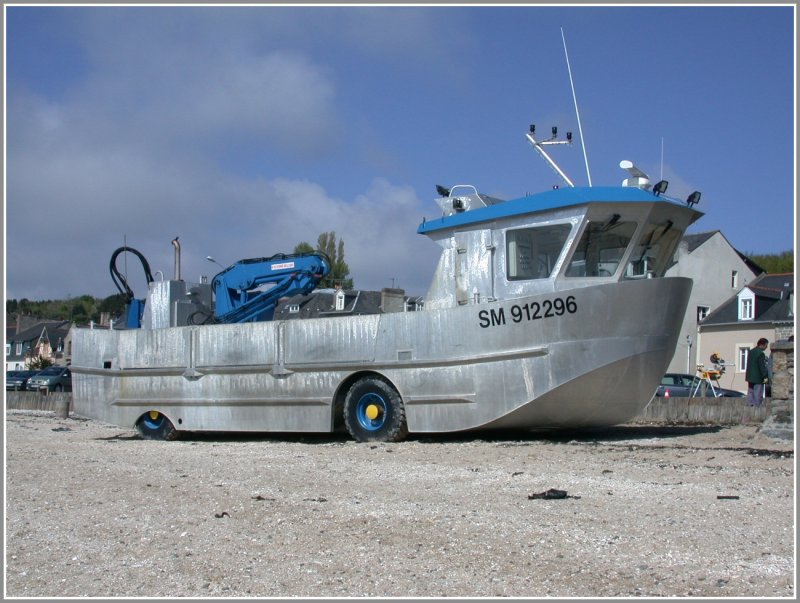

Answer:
[418,185,702,309]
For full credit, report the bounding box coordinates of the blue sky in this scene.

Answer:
[5,4,796,301]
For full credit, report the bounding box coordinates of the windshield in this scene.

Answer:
[565,216,638,278]
[624,220,682,278]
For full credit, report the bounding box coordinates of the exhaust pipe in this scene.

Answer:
[171,237,181,281]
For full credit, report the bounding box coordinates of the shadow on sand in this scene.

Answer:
[107,423,730,446]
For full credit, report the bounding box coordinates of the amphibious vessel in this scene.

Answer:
[71,125,703,441]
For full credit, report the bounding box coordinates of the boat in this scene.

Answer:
[70,124,703,441]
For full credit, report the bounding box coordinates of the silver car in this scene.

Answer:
[26,366,72,392]
[6,370,38,391]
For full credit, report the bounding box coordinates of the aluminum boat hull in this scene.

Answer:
[71,277,691,434]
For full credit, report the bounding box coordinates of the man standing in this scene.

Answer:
[745,338,770,407]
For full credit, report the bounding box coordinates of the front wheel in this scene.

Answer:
[344,377,408,443]
[137,411,180,441]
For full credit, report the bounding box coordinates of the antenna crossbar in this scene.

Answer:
[525,132,575,188]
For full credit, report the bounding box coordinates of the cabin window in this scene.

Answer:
[506,224,572,281]
[565,217,637,277]
[625,221,682,279]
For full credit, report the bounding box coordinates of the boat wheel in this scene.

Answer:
[136,410,179,441]
[344,377,408,443]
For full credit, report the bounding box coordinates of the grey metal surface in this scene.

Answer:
[72,276,691,434]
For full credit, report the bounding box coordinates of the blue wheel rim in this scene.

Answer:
[356,393,387,431]
[142,412,164,431]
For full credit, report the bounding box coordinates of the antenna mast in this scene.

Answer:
[561,27,592,186]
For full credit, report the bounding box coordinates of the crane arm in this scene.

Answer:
[212,252,331,323]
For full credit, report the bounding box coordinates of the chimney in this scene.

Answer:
[380,288,405,313]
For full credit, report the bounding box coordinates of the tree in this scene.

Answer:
[18,298,32,315]
[315,231,352,289]
[293,241,315,255]
[28,356,53,371]
[71,303,88,322]
[98,293,128,319]
[745,250,793,274]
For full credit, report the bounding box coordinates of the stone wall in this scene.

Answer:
[633,396,770,425]
[759,340,794,440]
[6,391,73,413]
[770,340,794,400]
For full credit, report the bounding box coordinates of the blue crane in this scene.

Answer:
[211,252,331,323]
[109,247,331,327]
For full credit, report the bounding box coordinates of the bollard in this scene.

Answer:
[55,397,70,419]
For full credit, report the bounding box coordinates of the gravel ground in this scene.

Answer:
[4,409,795,599]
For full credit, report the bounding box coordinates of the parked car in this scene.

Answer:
[655,373,745,398]
[6,370,38,391]
[26,366,72,392]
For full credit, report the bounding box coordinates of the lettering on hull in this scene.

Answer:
[479,295,578,328]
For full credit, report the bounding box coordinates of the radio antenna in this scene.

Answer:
[561,27,592,186]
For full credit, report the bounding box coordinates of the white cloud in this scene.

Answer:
[190,176,441,297]
[6,101,440,300]
[7,9,463,302]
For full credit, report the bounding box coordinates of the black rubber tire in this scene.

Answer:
[344,377,408,443]
[136,411,180,441]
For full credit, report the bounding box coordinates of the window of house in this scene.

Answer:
[737,345,750,372]
[335,289,346,311]
[506,223,572,280]
[731,270,738,289]
[15,342,22,355]
[739,297,754,320]
[697,305,710,322]
[566,217,637,278]
[288,304,300,314]
[5,343,10,356]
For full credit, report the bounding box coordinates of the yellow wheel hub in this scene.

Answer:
[365,404,380,420]
[148,410,160,421]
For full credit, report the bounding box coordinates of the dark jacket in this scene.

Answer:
[745,346,769,385]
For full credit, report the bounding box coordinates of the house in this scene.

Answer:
[5,320,72,371]
[5,314,42,341]
[696,273,794,393]
[663,230,763,373]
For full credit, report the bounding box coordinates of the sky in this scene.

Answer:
[4,3,796,302]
